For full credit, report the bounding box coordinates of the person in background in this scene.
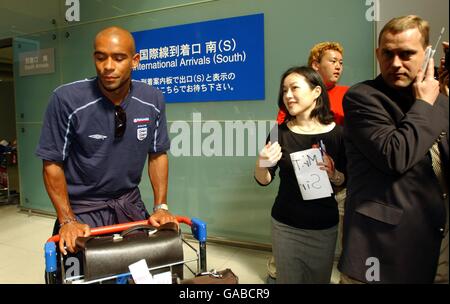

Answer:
[434,40,449,284]
[338,15,448,283]
[255,66,346,283]
[277,42,349,125]
[36,26,177,282]
[438,41,449,96]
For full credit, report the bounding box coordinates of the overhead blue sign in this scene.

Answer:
[132,13,265,103]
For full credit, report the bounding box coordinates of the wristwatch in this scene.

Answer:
[153,203,169,213]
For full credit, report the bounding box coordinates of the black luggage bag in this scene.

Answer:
[75,222,184,282]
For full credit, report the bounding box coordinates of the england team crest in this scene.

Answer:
[137,127,147,141]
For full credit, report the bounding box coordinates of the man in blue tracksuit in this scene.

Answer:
[36,26,177,264]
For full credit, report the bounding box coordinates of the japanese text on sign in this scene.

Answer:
[132,14,265,103]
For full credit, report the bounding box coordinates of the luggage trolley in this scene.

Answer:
[44,216,207,284]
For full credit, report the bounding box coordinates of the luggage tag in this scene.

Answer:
[128,259,154,284]
[128,259,172,284]
[151,271,172,284]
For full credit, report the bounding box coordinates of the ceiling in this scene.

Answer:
[0,0,62,40]
[0,0,202,40]
[0,0,205,82]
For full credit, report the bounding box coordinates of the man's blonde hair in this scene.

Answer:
[379,15,429,48]
[308,42,344,67]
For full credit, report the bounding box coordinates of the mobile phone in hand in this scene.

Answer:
[422,27,445,72]
[421,46,434,72]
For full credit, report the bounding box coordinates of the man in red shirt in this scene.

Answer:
[277,42,349,125]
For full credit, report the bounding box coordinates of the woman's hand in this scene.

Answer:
[318,152,345,186]
[258,141,282,168]
[317,152,335,178]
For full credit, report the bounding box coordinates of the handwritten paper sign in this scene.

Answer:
[290,148,333,200]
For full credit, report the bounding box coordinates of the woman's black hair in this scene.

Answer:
[277,66,334,125]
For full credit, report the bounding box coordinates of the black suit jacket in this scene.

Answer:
[338,75,449,283]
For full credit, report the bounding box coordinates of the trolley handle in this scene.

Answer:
[44,216,207,282]
[46,215,195,243]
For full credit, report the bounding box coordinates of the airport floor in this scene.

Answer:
[0,202,341,284]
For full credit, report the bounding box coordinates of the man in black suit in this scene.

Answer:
[338,15,448,284]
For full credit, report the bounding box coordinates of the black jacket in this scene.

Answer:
[338,75,449,283]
